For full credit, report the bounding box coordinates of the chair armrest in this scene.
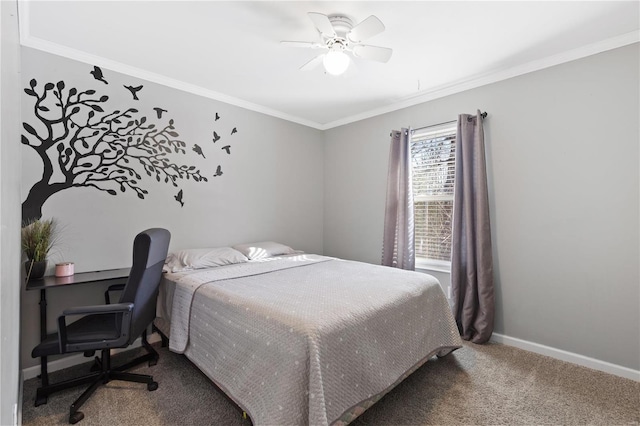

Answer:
[57,303,134,353]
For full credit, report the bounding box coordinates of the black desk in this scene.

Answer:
[26,268,130,386]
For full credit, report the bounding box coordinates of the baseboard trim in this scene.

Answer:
[491,333,639,381]
[22,333,162,381]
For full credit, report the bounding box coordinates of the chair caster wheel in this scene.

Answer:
[148,381,158,391]
[69,411,84,424]
[149,358,158,367]
[34,395,47,407]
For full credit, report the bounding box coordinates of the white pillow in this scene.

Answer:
[163,247,248,273]
[232,241,297,260]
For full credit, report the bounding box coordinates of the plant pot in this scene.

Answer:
[25,260,47,280]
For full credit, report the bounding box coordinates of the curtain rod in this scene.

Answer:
[412,111,488,133]
[390,111,488,137]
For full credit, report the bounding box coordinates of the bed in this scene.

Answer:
[154,243,462,425]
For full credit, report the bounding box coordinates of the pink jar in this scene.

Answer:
[55,262,75,277]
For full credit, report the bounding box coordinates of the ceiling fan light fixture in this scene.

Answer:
[323,50,350,75]
[283,12,391,75]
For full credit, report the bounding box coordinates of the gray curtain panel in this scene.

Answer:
[382,129,415,270]
[451,111,494,343]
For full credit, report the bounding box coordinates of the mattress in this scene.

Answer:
[155,254,461,425]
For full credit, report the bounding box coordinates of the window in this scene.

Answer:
[410,123,457,270]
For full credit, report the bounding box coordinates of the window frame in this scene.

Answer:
[410,122,457,272]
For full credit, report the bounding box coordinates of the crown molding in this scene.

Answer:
[322,30,640,130]
[17,1,323,130]
[18,0,638,132]
[20,36,325,130]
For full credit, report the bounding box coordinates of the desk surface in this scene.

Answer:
[26,268,130,291]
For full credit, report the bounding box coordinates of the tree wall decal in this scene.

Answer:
[21,78,208,221]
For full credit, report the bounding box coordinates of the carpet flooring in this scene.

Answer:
[22,341,639,425]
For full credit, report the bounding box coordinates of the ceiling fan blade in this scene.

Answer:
[281,41,324,49]
[308,12,336,37]
[352,45,393,63]
[348,15,385,42]
[300,54,325,71]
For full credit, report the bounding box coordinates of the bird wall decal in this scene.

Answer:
[90,66,108,84]
[231,127,238,135]
[153,107,167,119]
[213,165,223,177]
[212,131,221,143]
[124,84,143,100]
[192,144,206,158]
[215,112,220,121]
[221,145,231,154]
[174,189,184,207]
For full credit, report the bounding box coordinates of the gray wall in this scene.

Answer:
[1,1,23,424]
[17,40,640,375]
[323,44,639,370]
[20,48,324,369]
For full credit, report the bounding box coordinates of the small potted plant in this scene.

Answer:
[21,218,58,280]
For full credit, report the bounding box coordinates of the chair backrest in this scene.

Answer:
[119,228,171,343]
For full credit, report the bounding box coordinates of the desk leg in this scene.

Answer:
[39,289,49,387]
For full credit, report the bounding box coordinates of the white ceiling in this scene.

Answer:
[20,1,640,130]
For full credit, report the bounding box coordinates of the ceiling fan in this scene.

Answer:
[281,12,393,76]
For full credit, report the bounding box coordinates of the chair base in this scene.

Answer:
[34,348,158,424]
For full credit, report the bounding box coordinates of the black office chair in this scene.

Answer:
[31,228,171,424]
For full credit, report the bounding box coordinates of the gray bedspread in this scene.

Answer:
[158,254,461,425]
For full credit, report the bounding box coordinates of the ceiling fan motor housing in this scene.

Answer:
[327,15,354,37]
[326,14,357,51]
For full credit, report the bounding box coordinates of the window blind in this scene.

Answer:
[411,124,457,262]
